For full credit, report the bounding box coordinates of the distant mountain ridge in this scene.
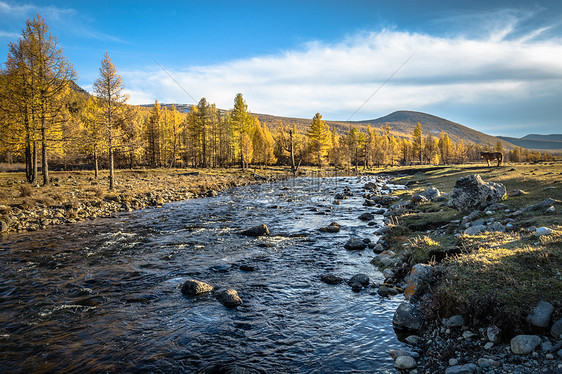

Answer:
[255,110,516,149]
[497,134,562,151]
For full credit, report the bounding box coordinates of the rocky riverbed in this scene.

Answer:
[368,172,562,373]
[0,171,274,234]
[0,175,411,373]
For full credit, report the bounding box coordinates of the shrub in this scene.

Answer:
[19,185,33,197]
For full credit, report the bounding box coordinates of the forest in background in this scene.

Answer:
[0,15,556,190]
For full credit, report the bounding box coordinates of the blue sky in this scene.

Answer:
[1,1,561,137]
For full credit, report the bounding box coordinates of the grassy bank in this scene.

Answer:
[381,161,562,335]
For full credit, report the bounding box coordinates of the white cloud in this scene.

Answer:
[124,26,562,127]
[0,1,124,43]
[0,30,19,38]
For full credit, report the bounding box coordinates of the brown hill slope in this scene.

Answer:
[497,135,562,151]
[255,110,516,148]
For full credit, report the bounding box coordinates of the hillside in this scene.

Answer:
[522,134,562,142]
[497,135,562,151]
[255,110,516,149]
[140,103,517,149]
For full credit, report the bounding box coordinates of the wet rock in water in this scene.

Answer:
[216,289,242,307]
[378,285,399,297]
[239,264,256,272]
[443,315,465,328]
[363,199,377,206]
[364,182,378,190]
[373,244,385,254]
[240,224,270,237]
[344,237,366,250]
[0,220,8,233]
[318,222,340,233]
[448,174,506,212]
[535,226,553,236]
[358,212,375,221]
[334,193,346,200]
[510,334,542,355]
[392,301,424,331]
[321,274,344,285]
[382,268,395,279]
[348,274,369,287]
[73,295,103,307]
[445,363,478,374]
[395,355,417,370]
[527,300,554,328]
[181,279,214,296]
[551,318,562,339]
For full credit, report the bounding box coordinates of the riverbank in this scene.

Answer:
[373,162,561,373]
[0,167,288,234]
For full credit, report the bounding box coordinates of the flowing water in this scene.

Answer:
[0,176,406,373]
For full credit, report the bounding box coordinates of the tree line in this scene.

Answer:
[0,15,555,190]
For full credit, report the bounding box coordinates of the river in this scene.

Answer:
[0,176,406,373]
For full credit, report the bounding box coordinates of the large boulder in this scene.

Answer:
[216,289,243,307]
[420,187,441,201]
[344,237,367,250]
[527,300,554,328]
[392,301,424,331]
[404,264,433,300]
[448,174,506,212]
[511,335,542,355]
[240,224,270,237]
[181,279,214,295]
[551,318,562,338]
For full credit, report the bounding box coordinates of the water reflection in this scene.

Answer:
[0,176,404,373]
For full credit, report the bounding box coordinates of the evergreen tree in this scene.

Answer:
[412,122,423,164]
[2,15,76,185]
[306,113,330,166]
[438,132,451,164]
[146,100,161,167]
[93,52,128,190]
[231,93,253,169]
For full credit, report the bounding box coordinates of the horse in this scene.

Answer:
[481,152,503,167]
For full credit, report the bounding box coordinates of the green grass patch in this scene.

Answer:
[429,229,562,335]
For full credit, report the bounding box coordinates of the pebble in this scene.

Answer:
[395,355,417,370]
[477,358,497,368]
[405,335,421,345]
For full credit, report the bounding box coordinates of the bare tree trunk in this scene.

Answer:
[32,140,38,185]
[94,144,99,179]
[109,135,114,190]
[41,114,49,186]
[290,129,296,176]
